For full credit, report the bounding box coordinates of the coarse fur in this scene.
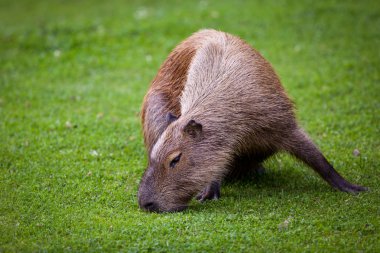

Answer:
[138,29,366,213]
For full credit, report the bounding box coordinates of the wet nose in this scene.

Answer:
[140,200,159,212]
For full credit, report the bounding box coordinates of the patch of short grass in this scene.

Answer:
[1,0,379,252]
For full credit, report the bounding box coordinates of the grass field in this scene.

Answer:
[1,0,379,252]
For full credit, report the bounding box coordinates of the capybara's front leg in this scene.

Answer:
[196,181,221,202]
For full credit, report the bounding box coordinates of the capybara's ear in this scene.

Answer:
[167,112,178,125]
[183,120,203,140]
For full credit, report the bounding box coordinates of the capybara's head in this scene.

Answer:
[138,115,213,212]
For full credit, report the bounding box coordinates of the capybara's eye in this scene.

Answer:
[169,153,182,168]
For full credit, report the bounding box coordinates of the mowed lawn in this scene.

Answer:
[1,0,379,252]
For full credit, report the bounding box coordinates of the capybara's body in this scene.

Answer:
[138,29,366,212]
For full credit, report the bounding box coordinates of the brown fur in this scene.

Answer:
[141,30,221,153]
[138,29,366,213]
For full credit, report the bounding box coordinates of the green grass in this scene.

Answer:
[1,0,379,252]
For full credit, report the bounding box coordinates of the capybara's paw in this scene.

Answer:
[196,181,221,202]
[334,180,368,194]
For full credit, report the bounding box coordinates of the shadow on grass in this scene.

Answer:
[187,167,339,213]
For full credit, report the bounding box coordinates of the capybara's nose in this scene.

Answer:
[140,201,159,212]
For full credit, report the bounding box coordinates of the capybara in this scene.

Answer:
[138,29,366,212]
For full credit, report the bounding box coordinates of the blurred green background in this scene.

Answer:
[1,0,379,252]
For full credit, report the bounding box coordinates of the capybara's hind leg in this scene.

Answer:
[284,128,367,193]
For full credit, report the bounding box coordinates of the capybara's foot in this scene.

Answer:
[196,181,221,202]
[331,178,368,193]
